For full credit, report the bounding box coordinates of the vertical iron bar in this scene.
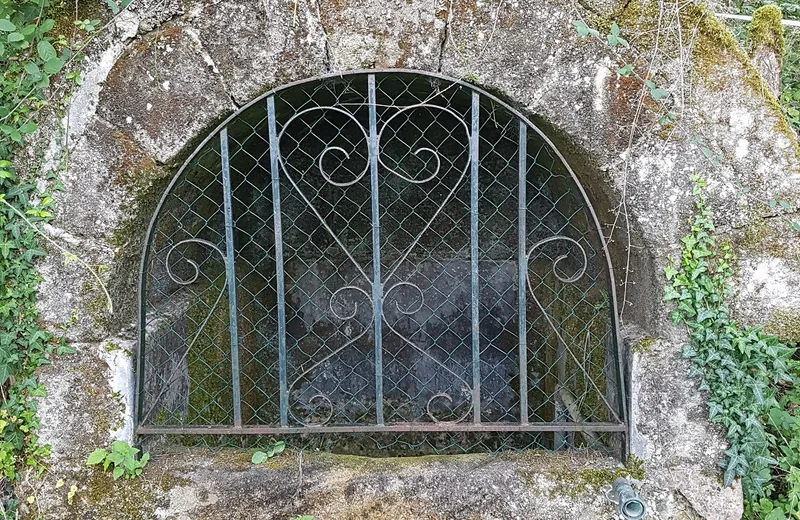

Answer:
[267,97,289,427]
[517,122,529,425]
[470,91,481,424]
[220,128,242,428]
[368,74,384,426]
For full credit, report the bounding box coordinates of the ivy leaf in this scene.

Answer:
[617,64,633,77]
[571,20,599,38]
[723,450,745,487]
[36,40,56,62]
[650,87,669,101]
[0,19,15,32]
[696,308,715,323]
[659,112,676,125]
[123,457,137,472]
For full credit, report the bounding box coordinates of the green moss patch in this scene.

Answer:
[517,452,645,499]
[748,5,785,57]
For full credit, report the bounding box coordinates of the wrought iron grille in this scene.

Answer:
[136,71,627,456]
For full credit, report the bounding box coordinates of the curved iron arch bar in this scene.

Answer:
[135,69,628,449]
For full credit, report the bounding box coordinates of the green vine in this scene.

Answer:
[0,0,102,516]
[665,176,800,519]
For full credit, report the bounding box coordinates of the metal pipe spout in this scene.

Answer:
[609,478,647,520]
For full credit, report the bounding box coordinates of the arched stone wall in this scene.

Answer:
[19,0,799,518]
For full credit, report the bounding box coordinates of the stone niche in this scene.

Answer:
[22,0,800,519]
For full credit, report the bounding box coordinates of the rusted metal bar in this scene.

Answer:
[138,422,627,435]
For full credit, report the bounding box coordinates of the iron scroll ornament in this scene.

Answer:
[277,103,474,426]
[136,70,628,456]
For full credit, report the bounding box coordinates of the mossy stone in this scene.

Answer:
[748,5,785,57]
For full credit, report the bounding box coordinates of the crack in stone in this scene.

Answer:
[438,1,451,72]
[313,0,333,73]
[228,92,242,109]
[184,24,239,110]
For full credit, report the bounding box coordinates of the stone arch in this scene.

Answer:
[28,1,800,517]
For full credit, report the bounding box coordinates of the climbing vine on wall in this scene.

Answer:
[0,0,105,515]
[665,177,800,519]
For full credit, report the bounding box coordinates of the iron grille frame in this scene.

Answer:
[135,69,628,456]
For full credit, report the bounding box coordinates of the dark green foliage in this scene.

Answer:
[665,177,800,519]
[0,0,87,516]
[86,441,150,480]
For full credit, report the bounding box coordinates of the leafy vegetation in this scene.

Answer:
[571,21,672,106]
[251,441,286,464]
[665,177,800,519]
[86,441,150,480]
[0,0,110,515]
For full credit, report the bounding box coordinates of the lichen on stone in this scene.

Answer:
[765,309,800,344]
[633,336,655,354]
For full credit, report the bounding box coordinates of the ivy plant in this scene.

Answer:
[665,176,800,518]
[0,0,113,515]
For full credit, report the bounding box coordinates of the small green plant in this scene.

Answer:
[462,73,480,84]
[290,516,313,520]
[251,441,286,464]
[103,0,131,14]
[86,441,150,480]
[73,19,100,33]
[665,176,799,518]
[571,20,672,108]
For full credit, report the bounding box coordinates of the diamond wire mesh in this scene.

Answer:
[138,72,625,457]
